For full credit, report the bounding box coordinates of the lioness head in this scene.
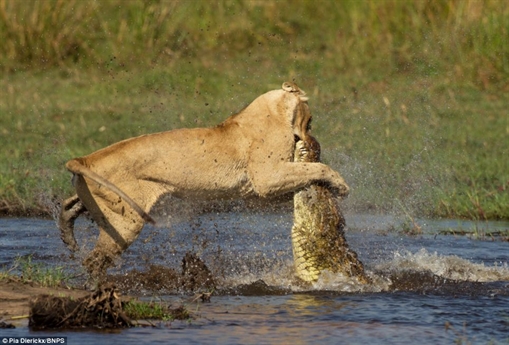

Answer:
[280,82,312,143]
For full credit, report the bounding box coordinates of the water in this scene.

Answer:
[1,214,509,344]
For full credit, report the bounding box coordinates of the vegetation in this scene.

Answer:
[123,300,191,321]
[0,0,507,219]
[0,255,71,287]
[0,256,192,323]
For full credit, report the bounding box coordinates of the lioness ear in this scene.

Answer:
[282,82,307,101]
[282,82,299,92]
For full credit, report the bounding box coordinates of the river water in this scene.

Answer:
[1,213,509,344]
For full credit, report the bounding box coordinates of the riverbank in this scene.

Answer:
[0,277,88,325]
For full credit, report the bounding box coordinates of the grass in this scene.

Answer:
[1,0,506,85]
[0,255,71,287]
[0,0,507,220]
[438,224,509,241]
[123,300,191,321]
[0,255,192,323]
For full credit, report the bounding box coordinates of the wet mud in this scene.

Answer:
[29,283,131,329]
[1,253,215,330]
[111,260,509,298]
[0,277,90,324]
[110,252,215,295]
[0,321,15,329]
[382,269,509,297]
[109,253,291,296]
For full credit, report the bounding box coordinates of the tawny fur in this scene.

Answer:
[59,82,349,279]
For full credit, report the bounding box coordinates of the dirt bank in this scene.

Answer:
[0,253,215,328]
[0,278,89,327]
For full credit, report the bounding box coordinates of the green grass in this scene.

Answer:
[123,300,191,321]
[0,0,507,220]
[0,255,71,287]
[1,0,506,86]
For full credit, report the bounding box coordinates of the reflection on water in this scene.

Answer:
[1,214,509,344]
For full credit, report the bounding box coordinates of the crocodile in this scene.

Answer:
[292,135,369,284]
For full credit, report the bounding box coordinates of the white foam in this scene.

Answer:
[219,248,509,293]
[375,248,509,282]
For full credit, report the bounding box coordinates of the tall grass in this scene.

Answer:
[0,0,507,87]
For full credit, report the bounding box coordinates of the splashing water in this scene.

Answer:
[377,248,509,282]
[2,214,509,343]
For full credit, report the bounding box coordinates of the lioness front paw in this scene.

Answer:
[330,174,350,198]
[337,182,350,198]
[330,184,349,199]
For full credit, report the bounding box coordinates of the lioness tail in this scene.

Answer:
[66,159,156,224]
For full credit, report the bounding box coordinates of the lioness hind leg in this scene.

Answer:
[83,207,145,280]
[83,240,116,282]
[58,194,85,252]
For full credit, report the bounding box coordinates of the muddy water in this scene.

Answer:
[1,214,509,344]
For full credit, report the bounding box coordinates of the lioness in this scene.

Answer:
[59,82,349,279]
